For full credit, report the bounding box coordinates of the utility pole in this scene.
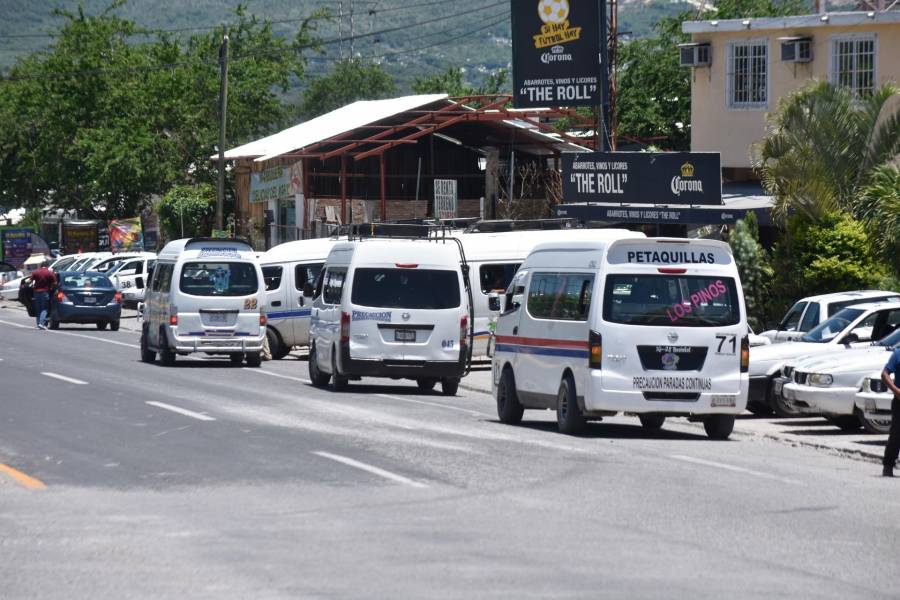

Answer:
[597,0,611,152]
[349,0,355,57]
[216,30,229,233]
[609,0,618,150]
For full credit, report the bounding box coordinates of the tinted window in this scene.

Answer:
[798,303,819,332]
[262,266,283,291]
[151,263,173,293]
[527,273,594,321]
[323,268,346,305]
[780,301,807,331]
[295,263,323,291]
[801,307,864,343]
[61,274,113,288]
[603,274,740,327]
[479,263,520,295]
[179,262,258,297]
[351,268,460,309]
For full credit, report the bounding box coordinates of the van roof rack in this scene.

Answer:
[185,236,252,246]
[346,223,433,240]
[464,218,577,233]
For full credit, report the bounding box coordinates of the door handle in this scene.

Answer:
[512,326,518,335]
[298,297,305,306]
[271,300,282,307]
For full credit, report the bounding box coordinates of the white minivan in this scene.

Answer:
[308,227,471,395]
[140,238,266,367]
[492,237,749,439]
[259,238,341,359]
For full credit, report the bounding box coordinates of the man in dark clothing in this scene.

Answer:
[30,260,57,329]
[880,347,900,477]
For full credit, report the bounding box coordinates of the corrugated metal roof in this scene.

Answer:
[224,94,448,161]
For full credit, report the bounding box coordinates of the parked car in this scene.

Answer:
[49,271,123,330]
[760,291,900,343]
[855,371,893,433]
[780,330,900,432]
[107,253,156,306]
[749,301,900,416]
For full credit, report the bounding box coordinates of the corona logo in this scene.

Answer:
[680,162,695,178]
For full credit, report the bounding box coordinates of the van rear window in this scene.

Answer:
[351,268,460,309]
[179,262,259,297]
[603,274,740,327]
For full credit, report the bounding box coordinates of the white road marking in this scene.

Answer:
[145,401,216,422]
[376,393,490,418]
[245,368,312,385]
[670,454,800,485]
[41,372,88,385]
[313,451,428,488]
[0,319,30,329]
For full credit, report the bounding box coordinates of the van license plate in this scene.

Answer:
[209,313,228,324]
[394,329,415,342]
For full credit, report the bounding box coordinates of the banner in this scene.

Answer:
[561,152,722,206]
[1,228,33,268]
[64,221,100,254]
[511,0,601,108]
[109,217,144,253]
[250,162,303,204]
[434,179,458,220]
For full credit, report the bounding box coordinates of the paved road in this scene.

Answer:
[1,303,898,599]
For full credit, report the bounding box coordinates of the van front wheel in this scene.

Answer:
[703,415,735,440]
[308,344,330,387]
[556,375,585,435]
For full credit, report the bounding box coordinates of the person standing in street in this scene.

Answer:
[880,347,900,477]
[30,260,57,330]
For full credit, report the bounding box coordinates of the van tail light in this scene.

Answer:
[395,263,418,268]
[259,314,267,327]
[114,292,122,304]
[56,291,67,303]
[169,314,178,326]
[589,330,602,369]
[340,311,351,343]
[460,315,469,348]
[740,335,750,373]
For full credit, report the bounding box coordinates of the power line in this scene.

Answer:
[0,1,509,82]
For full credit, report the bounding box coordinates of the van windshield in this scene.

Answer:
[179,262,259,297]
[351,268,460,309]
[603,274,740,327]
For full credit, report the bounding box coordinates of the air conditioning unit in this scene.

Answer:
[779,37,812,63]
[679,43,711,67]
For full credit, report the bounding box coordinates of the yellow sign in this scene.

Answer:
[533,0,580,49]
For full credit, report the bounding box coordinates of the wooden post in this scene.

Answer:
[340,155,348,225]
[302,158,310,235]
[379,153,387,221]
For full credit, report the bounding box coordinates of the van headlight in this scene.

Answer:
[808,373,833,387]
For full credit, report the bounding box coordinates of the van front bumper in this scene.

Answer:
[340,347,466,379]
[167,328,265,354]
[586,373,748,415]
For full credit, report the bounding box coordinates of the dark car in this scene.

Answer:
[49,271,122,330]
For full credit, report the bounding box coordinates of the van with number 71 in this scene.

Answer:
[491,237,749,440]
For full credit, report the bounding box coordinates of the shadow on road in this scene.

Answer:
[513,420,713,442]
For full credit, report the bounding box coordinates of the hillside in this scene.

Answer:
[0,0,697,93]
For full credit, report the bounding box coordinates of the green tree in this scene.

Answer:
[857,164,900,272]
[753,81,900,223]
[156,184,216,241]
[298,57,394,119]
[411,66,507,97]
[0,3,324,218]
[728,214,773,330]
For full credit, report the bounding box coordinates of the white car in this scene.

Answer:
[761,290,900,343]
[780,332,899,432]
[749,301,900,416]
[855,371,893,433]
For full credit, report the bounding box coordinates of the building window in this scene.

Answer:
[727,39,767,109]
[831,35,876,97]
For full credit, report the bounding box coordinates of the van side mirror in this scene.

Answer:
[135,277,144,289]
[302,282,314,297]
[488,292,501,313]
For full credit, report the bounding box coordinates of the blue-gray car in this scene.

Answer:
[49,271,122,331]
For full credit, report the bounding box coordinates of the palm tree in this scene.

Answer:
[753,80,900,223]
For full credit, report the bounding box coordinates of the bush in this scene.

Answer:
[156,184,216,242]
[728,214,773,331]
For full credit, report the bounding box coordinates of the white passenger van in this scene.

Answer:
[459,228,646,358]
[492,237,749,439]
[258,237,341,359]
[308,225,472,395]
[140,238,266,367]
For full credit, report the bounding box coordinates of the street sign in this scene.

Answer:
[561,152,722,206]
[511,0,601,108]
[434,179,458,220]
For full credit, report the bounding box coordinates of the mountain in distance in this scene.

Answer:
[0,0,700,92]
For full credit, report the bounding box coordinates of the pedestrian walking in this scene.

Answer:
[30,260,57,330]
[880,347,900,477]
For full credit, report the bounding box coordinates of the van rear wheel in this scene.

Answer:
[556,375,585,435]
[245,353,262,368]
[159,327,176,366]
[440,378,459,396]
[639,414,666,431]
[266,328,290,360]
[416,378,437,392]
[229,353,244,365]
[331,350,349,391]
[703,415,735,440]
[308,344,330,387]
[496,368,524,425]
